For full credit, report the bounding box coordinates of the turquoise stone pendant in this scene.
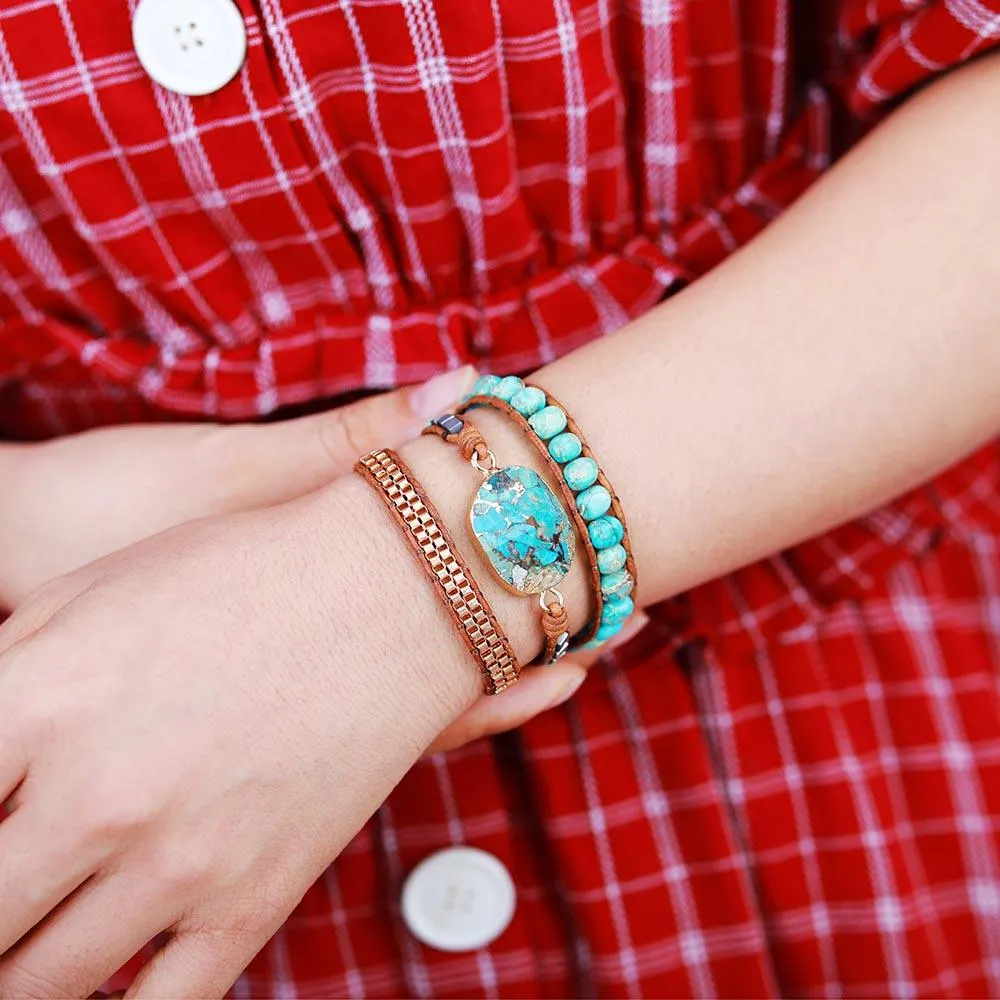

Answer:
[470,465,575,594]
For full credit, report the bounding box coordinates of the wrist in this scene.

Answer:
[396,427,592,656]
[299,468,483,741]
[299,421,593,741]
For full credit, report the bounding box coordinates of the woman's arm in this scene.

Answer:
[393,48,1000,654]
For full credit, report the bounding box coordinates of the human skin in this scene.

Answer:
[0,49,999,1000]
[0,368,629,750]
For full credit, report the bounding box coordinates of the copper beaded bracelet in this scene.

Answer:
[355,448,521,695]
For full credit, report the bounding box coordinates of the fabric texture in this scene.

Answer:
[1,0,999,996]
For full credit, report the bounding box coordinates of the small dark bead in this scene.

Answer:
[430,413,464,436]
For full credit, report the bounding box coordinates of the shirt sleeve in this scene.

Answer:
[833,0,1000,118]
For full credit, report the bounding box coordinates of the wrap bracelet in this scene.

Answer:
[423,416,575,665]
[355,448,520,695]
[456,375,637,650]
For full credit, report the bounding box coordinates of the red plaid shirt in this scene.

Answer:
[3,1,1000,996]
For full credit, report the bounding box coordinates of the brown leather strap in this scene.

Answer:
[355,449,520,695]
[541,600,570,663]
[453,388,637,648]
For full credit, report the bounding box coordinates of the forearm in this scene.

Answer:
[544,51,1000,607]
[365,50,1000,696]
[450,51,1000,591]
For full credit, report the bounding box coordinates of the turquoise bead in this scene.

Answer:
[594,622,622,643]
[469,374,502,398]
[549,432,582,463]
[510,386,546,417]
[597,543,627,574]
[493,375,524,401]
[601,569,633,599]
[529,404,567,440]
[602,594,634,623]
[564,456,598,491]
[577,483,612,520]
[588,515,624,549]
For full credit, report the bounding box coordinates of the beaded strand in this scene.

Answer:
[458,374,637,649]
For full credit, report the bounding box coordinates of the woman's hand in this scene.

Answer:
[425,608,649,756]
[0,366,476,609]
[0,482,481,999]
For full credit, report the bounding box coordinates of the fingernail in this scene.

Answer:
[547,670,587,709]
[410,365,479,421]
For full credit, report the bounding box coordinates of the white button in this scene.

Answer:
[133,0,247,97]
[401,847,516,953]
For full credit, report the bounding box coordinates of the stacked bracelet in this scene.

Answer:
[423,415,575,665]
[456,375,637,650]
[355,448,521,694]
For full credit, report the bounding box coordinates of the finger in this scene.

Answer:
[0,582,68,657]
[0,872,174,1000]
[0,729,29,808]
[426,611,650,756]
[249,365,477,495]
[0,568,93,660]
[123,929,258,1000]
[0,803,106,954]
[425,663,587,755]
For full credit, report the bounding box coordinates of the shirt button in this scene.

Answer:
[401,847,516,953]
[132,0,247,97]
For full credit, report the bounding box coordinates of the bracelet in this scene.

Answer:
[355,448,520,695]
[456,375,637,650]
[423,416,575,665]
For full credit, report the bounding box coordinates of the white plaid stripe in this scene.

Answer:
[0,238,41,327]
[722,577,845,990]
[946,0,1000,36]
[897,552,1000,995]
[0,18,198,357]
[258,0,393,310]
[339,0,433,299]
[402,0,490,293]
[54,0,227,341]
[639,0,684,250]
[149,82,290,347]
[607,667,718,996]
[849,600,964,996]
[0,158,77,306]
[551,0,590,255]
[764,0,789,158]
[565,703,643,997]
[807,643,916,996]
[377,802,434,998]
